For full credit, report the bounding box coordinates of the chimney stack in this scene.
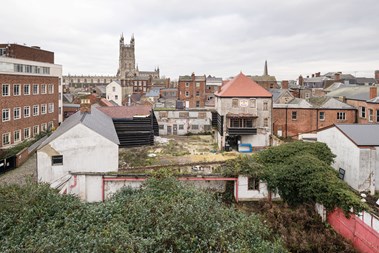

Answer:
[316,72,321,77]
[375,70,379,82]
[281,80,289,89]
[334,72,341,81]
[298,75,304,86]
[369,86,377,99]
[312,74,315,78]
[80,99,91,114]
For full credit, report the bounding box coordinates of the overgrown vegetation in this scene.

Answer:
[240,201,357,253]
[221,141,366,214]
[0,179,287,252]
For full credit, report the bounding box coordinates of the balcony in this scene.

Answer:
[227,127,257,135]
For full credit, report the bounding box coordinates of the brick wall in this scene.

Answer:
[178,78,206,108]
[273,108,357,138]
[345,99,379,124]
[0,44,54,64]
[0,74,59,148]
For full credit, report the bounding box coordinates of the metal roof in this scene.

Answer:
[326,86,379,101]
[335,124,379,146]
[38,106,119,149]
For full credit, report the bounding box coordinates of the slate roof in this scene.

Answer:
[38,106,119,149]
[215,72,272,98]
[145,87,161,97]
[250,75,277,82]
[98,105,152,119]
[307,97,355,109]
[335,124,379,146]
[326,86,379,101]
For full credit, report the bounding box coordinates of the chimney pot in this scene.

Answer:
[80,99,91,113]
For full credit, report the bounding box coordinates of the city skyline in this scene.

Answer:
[3,0,379,80]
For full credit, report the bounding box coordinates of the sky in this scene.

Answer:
[2,0,379,81]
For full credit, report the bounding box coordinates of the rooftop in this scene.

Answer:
[335,124,379,146]
[98,105,152,119]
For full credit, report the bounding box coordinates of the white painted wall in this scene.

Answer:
[236,175,280,201]
[317,127,378,193]
[37,123,119,184]
[106,81,122,105]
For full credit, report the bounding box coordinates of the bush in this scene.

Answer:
[0,180,287,252]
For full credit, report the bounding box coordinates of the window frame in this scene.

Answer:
[337,112,346,121]
[2,108,10,122]
[291,111,297,120]
[2,132,10,146]
[24,106,30,118]
[24,84,30,95]
[33,84,39,95]
[2,84,10,96]
[33,105,39,116]
[319,111,325,121]
[51,155,63,166]
[13,84,21,96]
[13,107,21,120]
[248,177,260,191]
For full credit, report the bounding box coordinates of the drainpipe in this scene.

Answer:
[285,107,288,138]
[101,175,104,202]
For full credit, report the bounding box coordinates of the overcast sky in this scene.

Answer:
[2,0,379,80]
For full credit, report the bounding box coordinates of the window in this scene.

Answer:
[377,110,379,123]
[319,111,325,121]
[338,168,345,180]
[196,91,200,97]
[232,99,238,108]
[14,107,21,120]
[2,109,10,122]
[42,67,50,74]
[250,99,256,108]
[196,101,200,108]
[195,82,200,87]
[337,112,346,120]
[41,104,47,114]
[185,82,190,87]
[14,130,21,143]
[24,128,30,139]
[52,155,63,165]
[369,109,373,122]
[192,125,199,130]
[248,177,260,190]
[230,118,253,128]
[159,125,164,130]
[24,106,30,118]
[2,84,10,96]
[41,123,47,132]
[112,86,115,92]
[33,84,39,94]
[33,105,39,116]
[159,111,168,118]
[13,84,21,96]
[185,91,189,97]
[360,106,366,118]
[291,111,297,120]
[263,101,268,110]
[115,95,118,100]
[48,121,53,130]
[24,84,30,95]
[264,118,268,127]
[2,133,10,146]
[48,103,54,113]
[179,125,184,130]
[41,84,47,94]
[33,125,39,136]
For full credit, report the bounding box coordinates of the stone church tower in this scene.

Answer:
[117,34,136,81]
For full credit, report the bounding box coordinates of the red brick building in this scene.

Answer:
[273,97,357,138]
[0,44,62,148]
[326,86,379,124]
[178,73,206,108]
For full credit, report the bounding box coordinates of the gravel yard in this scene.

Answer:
[0,153,37,186]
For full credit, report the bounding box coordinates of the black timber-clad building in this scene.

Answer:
[98,105,158,148]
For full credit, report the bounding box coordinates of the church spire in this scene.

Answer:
[264,60,268,76]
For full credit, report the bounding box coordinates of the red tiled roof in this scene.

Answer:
[98,105,152,119]
[215,72,272,97]
[99,98,114,107]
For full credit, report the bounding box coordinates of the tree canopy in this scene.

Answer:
[0,179,287,253]
[222,141,365,214]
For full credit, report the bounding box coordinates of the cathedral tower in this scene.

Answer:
[117,34,136,83]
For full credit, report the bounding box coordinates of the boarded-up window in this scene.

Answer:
[179,112,189,118]
[52,155,63,166]
[198,112,206,119]
[232,99,238,108]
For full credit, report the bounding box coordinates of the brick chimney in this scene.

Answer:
[298,75,304,86]
[282,80,289,89]
[375,70,379,82]
[369,86,377,99]
[80,99,91,113]
[334,72,341,81]
[316,72,321,77]
[312,74,315,78]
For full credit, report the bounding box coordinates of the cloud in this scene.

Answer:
[2,0,379,80]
